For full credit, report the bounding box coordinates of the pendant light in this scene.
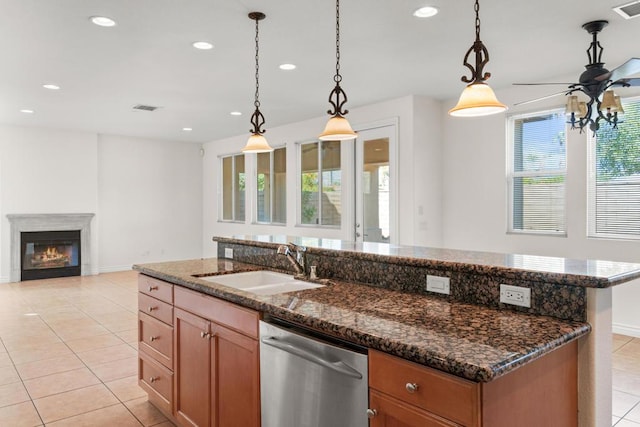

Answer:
[449,0,507,117]
[242,12,273,153]
[319,0,357,141]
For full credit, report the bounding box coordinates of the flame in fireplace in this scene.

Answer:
[31,246,70,268]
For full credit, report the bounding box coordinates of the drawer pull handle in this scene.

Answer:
[366,409,377,419]
[149,376,158,383]
[148,306,156,312]
[148,286,158,291]
[201,331,210,339]
[406,382,419,393]
[150,336,158,342]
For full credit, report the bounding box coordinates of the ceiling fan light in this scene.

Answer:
[614,95,625,114]
[578,102,588,117]
[449,83,507,117]
[242,133,273,153]
[600,90,617,111]
[319,115,357,141]
[565,95,580,114]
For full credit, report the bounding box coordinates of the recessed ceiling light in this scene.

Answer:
[90,16,117,27]
[192,41,214,50]
[182,127,193,132]
[42,84,60,90]
[413,6,439,18]
[20,109,34,114]
[230,111,242,116]
[279,63,297,71]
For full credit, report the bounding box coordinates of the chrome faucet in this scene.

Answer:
[277,243,307,277]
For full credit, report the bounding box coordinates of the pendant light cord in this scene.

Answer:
[254,17,261,109]
[474,0,481,42]
[334,0,342,83]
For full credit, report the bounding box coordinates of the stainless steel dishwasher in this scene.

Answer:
[259,319,368,427]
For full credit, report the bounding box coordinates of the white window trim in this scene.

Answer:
[254,146,287,226]
[506,108,568,237]
[218,153,245,223]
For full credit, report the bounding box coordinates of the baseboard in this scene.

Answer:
[98,265,134,274]
[613,322,640,338]
[0,276,10,284]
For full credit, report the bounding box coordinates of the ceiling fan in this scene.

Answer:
[514,20,640,133]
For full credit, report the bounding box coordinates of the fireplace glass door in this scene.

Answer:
[21,230,81,280]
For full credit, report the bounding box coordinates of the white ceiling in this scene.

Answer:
[1,0,639,143]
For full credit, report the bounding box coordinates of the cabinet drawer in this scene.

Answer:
[139,292,173,325]
[139,312,173,369]
[138,275,173,304]
[369,350,479,426]
[139,351,173,415]
[369,389,461,427]
[174,286,259,339]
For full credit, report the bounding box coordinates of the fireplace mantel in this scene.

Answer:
[7,213,94,282]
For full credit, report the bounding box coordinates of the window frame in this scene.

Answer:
[254,146,286,225]
[218,153,246,223]
[587,95,640,240]
[506,108,568,237]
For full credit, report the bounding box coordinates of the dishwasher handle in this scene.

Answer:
[261,336,363,379]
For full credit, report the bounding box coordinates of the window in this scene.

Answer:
[256,147,286,224]
[508,110,567,234]
[299,140,341,226]
[589,96,640,238]
[220,154,245,221]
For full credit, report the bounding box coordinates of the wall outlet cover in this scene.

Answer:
[500,284,531,308]
[224,248,233,259]
[426,275,450,295]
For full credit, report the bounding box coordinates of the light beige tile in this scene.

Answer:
[150,421,176,427]
[615,416,622,426]
[65,333,125,353]
[115,328,139,344]
[49,323,111,341]
[33,383,119,424]
[0,352,12,368]
[624,401,640,423]
[617,339,640,358]
[123,397,169,426]
[47,403,143,426]
[615,369,640,397]
[1,332,62,351]
[9,341,74,365]
[616,419,640,426]
[0,365,20,386]
[77,343,137,368]
[105,375,147,402]
[23,367,100,399]
[91,356,138,382]
[0,401,42,427]
[0,381,30,408]
[15,354,84,380]
[614,389,640,417]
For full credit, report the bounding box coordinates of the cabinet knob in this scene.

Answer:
[150,336,158,342]
[405,382,419,393]
[148,285,158,292]
[366,409,377,419]
[201,331,210,339]
[148,306,156,312]
[149,376,158,383]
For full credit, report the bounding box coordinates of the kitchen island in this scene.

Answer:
[134,235,640,426]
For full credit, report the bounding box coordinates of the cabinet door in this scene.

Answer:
[369,390,460,427]
[211,323,260,427]
[174,308,211,427]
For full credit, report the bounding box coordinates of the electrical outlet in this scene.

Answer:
[426,275,450,295]
[224,248,233,259]
[500,284,531,308]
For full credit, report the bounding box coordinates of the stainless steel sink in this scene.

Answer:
[198,270,324,295]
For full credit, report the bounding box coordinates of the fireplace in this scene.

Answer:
[20,230,81,281]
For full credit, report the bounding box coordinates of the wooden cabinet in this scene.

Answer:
[368,342,578,427]
[138,275,174,416]
[173,286,260,427]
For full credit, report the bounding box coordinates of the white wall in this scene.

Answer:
[97,135,203,272]
[441,84,640,335]
[0,124,203,281]
[202,95,443,258]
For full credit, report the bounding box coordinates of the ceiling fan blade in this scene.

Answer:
[514,90,568,107]
[612,77,640,87]
[607,58,640,83]
[513,83,577,86]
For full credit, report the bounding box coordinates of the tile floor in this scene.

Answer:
[0,271,174,426]
[1,271,639,426]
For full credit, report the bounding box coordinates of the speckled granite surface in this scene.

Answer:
[214,235,640,288]
[133,258,590,383]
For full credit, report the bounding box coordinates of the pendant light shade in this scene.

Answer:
[242,12,273,153]
[449,83,507,117]
[448,0,506,117]
[319,0,357,141]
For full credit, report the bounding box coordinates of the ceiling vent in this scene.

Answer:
[613,1,640,19]
[132,104,160,112]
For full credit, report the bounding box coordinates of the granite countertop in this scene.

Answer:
[133,258,590,383]
[215,235,640,288]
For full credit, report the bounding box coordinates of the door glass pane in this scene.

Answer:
[362,138,389,242]
[222,156,233,220]
[322,141,341,226]
[273,147,287,223]
[257,152,271,222]
[234,155,245,221]
[301,143,319,224]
